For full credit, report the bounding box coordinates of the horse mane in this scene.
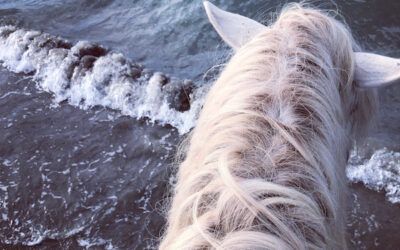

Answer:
[160,3,377,249]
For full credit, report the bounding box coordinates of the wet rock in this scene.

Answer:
[43,37,72,50]
[35,34,52,48]
[76,43,107,58]
[81,55,97,69]
[174,88,191,112]
[65,61,80,82]
[165,80,194,112]
[129,66,142,79]
[53,38,72,50]
[32,33,71,50]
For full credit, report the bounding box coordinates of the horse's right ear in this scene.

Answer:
[355,52,400,88]
[203,1,266,50]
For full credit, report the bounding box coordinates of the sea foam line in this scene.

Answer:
[347,148,400,203]
[0,25,209,134]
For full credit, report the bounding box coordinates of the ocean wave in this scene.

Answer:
[347,148,400,203]
[0,25,209,134]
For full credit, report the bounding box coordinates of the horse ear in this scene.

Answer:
[355,52,400,88]
[203,1,266,50]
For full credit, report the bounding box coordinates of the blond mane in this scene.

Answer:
[160,4,377,249]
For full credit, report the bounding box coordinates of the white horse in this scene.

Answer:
[160,2,400,249]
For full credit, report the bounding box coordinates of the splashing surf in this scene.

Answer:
[0,25,210,135]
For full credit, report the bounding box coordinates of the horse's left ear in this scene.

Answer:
[203,1,266,50]
[355,52,400,88]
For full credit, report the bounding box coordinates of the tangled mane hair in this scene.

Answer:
[160,3,377,249]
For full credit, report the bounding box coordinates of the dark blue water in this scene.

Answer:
[0,1,399,249]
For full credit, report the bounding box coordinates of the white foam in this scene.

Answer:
[0,25,209,134]
[347,148,400,203]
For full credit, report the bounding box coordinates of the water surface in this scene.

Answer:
[0,0,399,249]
